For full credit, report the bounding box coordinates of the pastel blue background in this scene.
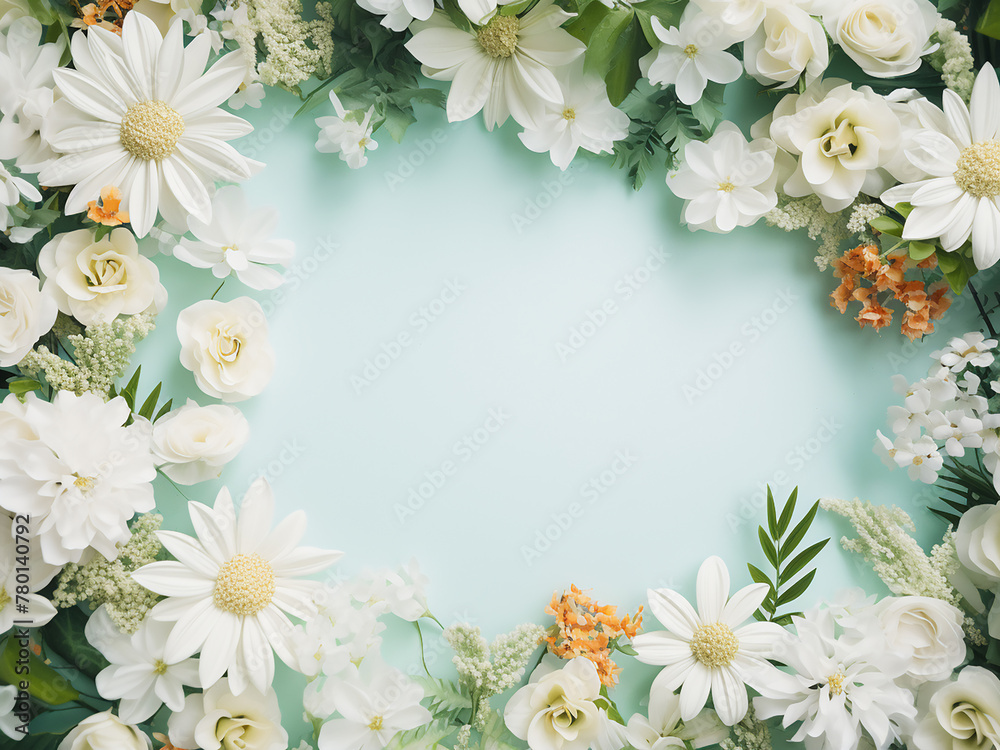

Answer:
[131,80,987,744]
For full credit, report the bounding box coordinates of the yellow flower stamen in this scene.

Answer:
[120,101,185,161]
[477,15,520,59]
[955,140,1000,198]
[153,660,169,675]
[683,44,698,58]
[213,553,276,616]
[562,108,576,121]
[718,181,736,193]
[827,671,847,696]
[689,622,739,668]
[368,716,384,732]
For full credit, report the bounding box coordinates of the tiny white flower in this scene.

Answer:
[892,435,943,483]
[177,8,223,52]
[626,681,728,750]
[0,162,41,236]
[315,92,379,169]
[928,409,984,457]
[931,331,997,372]
[229,81,266,110]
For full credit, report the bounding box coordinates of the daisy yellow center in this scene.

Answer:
[477,15,520,59]
[683,44,698,58]
[718,180,736,193]
[213,553,276,616]
[913,455,924,465]
[955,140,1000,198]
[827,671,847,696]
[74,475,97,492]
[689,622,739,668]
[153,660,169,675]
[120,101,185,162]
[368,716,384,731]
[562,108,576,121]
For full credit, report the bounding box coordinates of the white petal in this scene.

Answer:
[132,561,214,597]
[696,556,729,624]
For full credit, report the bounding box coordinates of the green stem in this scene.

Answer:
[413,620,432,678]
[210,280,226,300]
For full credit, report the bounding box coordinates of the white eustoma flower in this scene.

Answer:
[0,17,63,171]
[667,122,778,233]
[60,711,151,750]
[875,596,966,684]
[132,479,343,695]
[518,62,629,170]
[315,92,379,170]
[38,12,260,237]
[85,605,201,724]
[754,607,917,750]
[823,0,940,78]
[882,65,1000,270]
[639,10,742,106]
[632,556,784,726]
[743,4,828,89]
[167,676,288,750]
[356,0,433,32]
[768,78,901,212]
[626,679,728,750]
[151,399,250,484]
[405,0,585,130]
[174,186,294,290]
[0,267,57,367]
[911,667,1000,750]
[504,656,602,750]
[0,514,58,633]
[0,391,156,566]
[38,228,167,326]
[316,659,432,750]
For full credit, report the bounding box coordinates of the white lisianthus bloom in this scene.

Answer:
[638,10,743,106]
[881,65,1000,270]
[37,228,167,326]
[38,12,261,237]
[59,711,151,750]
[504,656,603,750]
[132,479,343,694]
[0,17,63,171]
[0,391,156,566]
[631,556,784,726]
[405,0,585,130]
[875,596,966,684]
[911,667,1000,750]
[767,78,901,212]
[0,267,57,366]
[668,121,778,233]
[167,676,288,750]
[85,605,201,724]
[518,62,629,170]
[174,186,294,290]
[151,399,250,484]
[0,162,41,238]
[823,0,940,78]
[0,514,59,633]
[176,297,275,402]
[743,4,829,89]
[315,92,379,170]
[316,658,432,750]
[626,679,728,750]
[955,501,1000,635]
[356,0,433,32]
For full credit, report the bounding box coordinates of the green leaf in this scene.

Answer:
[40,608,110,680]
[908,240,937,261]
[766,487,778,539]
[499,0,535,14]
[137,382,162,421]
[870,216,903,236]
[776,568,816,608]
[780,539,828,583]
[28,707,93,736]
[154,398,174,422]
[121,366,141,411]
[631,0,686,44]
[746,563,772,587]
[776,487,797,537]
[603,22,646,107]
[976,0,1000,40]
[412,677,472,715]
[779,500,820,561]
[577,6,636,78]
[441,0,473,33]
[7,378,42,395]
[0,636,79,706]
[758,526,778,569]
[382,105,416,143]
[384,719,456,750]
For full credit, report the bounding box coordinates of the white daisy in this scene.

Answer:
[131,478,343,695]
[405,0,585,130]
[38,11,261,237]
[631,556,784,726]
[882,64,1000,270]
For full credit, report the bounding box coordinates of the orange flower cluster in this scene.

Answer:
[70,0,135,33]
[545,585,642,686]
[87,185,130,227]
[831,244,951,341]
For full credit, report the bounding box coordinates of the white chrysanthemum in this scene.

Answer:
[38,12,261,237]
[0,391,156,566]
[132,478,343,695]
[882,65,1000,270]
[632,556,784,726]
[405,0,585,130]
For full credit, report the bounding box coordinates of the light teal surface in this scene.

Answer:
[132,81,985,744]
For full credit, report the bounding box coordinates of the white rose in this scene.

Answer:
[37,228,166,326]
[0,267,57,366]
[176,297,274,403]
[956,502,1000,583]
[876,596,966,683]
[744,4,829,89]
[767,78,901,212]
[912,667,1000,750]
[58,711,151,750]
[505,656,602,750]
[151,399,250,484]
[823,0,940,78]
[167,677,287,750]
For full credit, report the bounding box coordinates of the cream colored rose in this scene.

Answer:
[956,501,1000,585]
[912,667,1000,750]
[167,678,287,750]
[37,228,166,326]
[744,5,829,89]
[151,398,250,484]
[824,0,940,78]
[876,596,966,683]
[58,710,151,750]
[505,656,602,750]
[0,267,57,366]
[177,297,274,403]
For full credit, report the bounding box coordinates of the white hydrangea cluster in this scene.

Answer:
[875,332,999,488]
[719,705,771,750]
[928,18,976,100]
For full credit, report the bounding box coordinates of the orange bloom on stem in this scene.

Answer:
[87,185,130,227]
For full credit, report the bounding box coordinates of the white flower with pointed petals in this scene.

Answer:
[631,556,784,726]
[405,0,585,131]
[626,680,728,750]
[356,0,433,32]
[316,93,379,170]
[882,65,1000,270]
[38,12,261,238]
[0,514,58,633]
[639,10,743,106]
[131,478,343,695]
